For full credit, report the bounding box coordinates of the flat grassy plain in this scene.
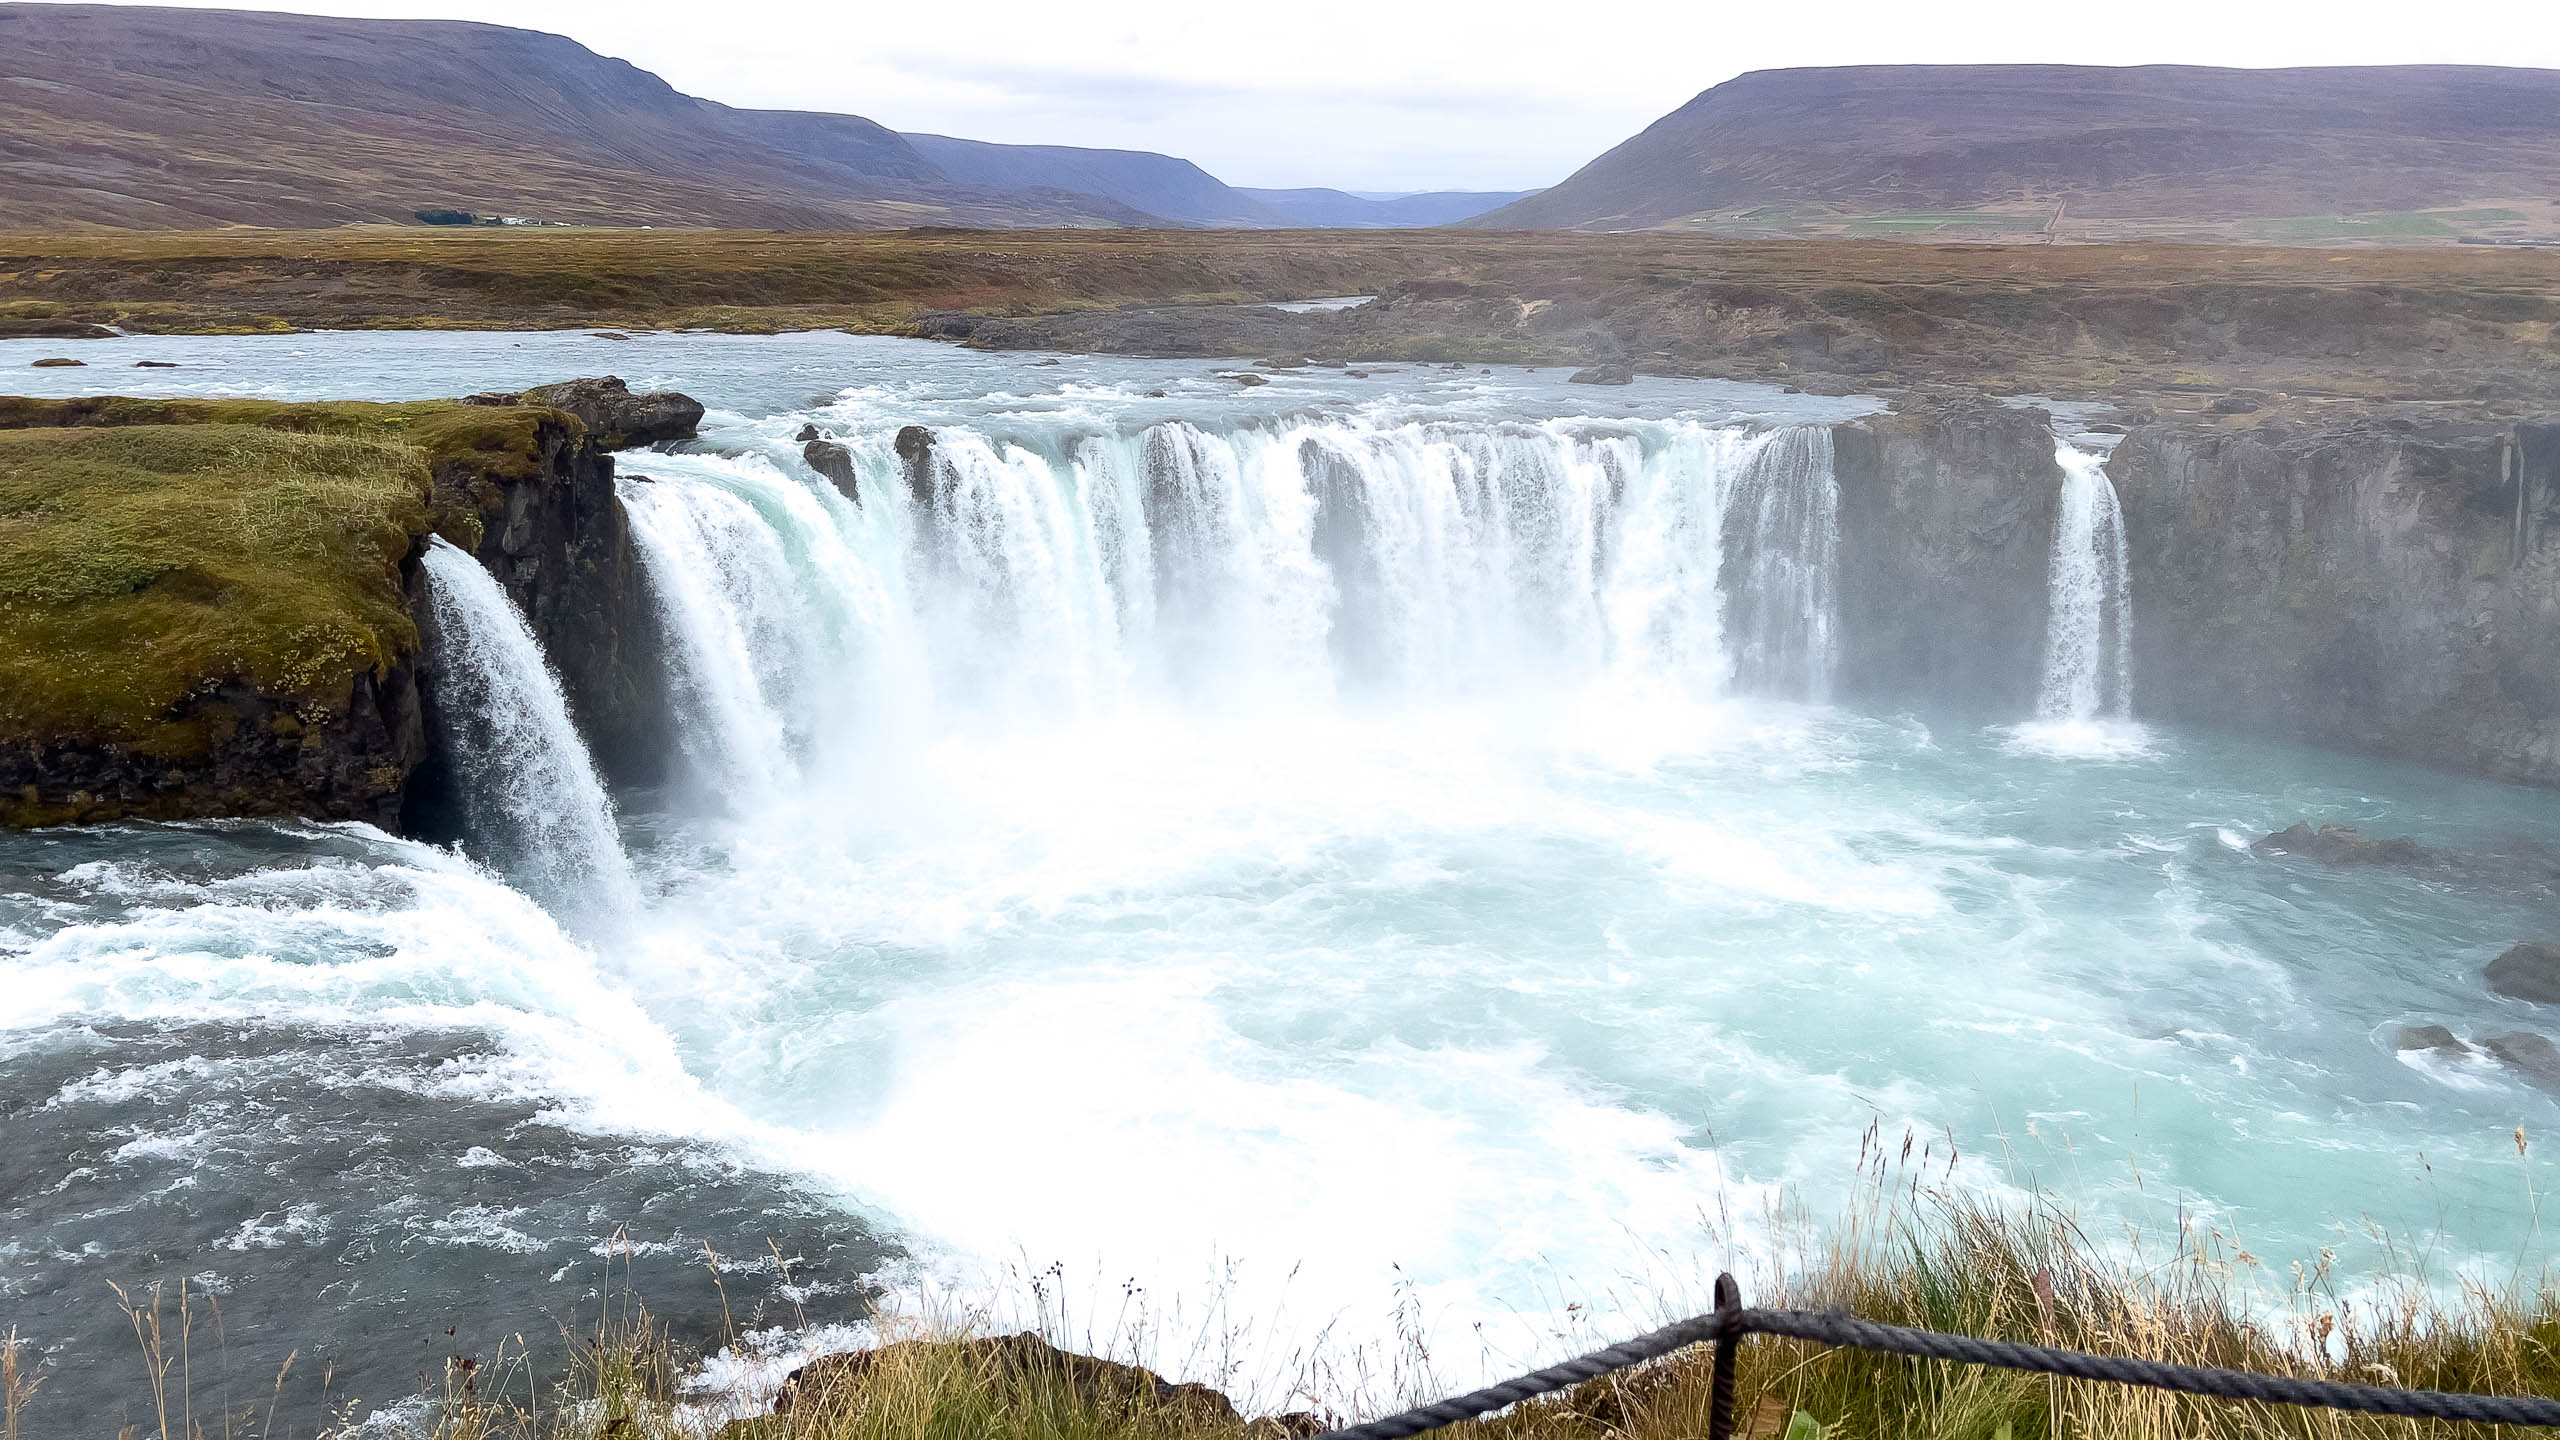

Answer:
[5,227,2555,414]
[5,225,2558,329]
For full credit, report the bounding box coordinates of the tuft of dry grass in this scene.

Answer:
[305,1170,2560,1440]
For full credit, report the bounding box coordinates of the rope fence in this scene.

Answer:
[1313,1274,2560,1440]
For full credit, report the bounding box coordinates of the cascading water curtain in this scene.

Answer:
[1719,426,1841,702]
[617,418,1852,769]
[2035,444,2135,723]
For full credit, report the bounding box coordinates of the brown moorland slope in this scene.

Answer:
[1472,65,2560,244]
[4,227,2555,414]
[0,3,1154,230]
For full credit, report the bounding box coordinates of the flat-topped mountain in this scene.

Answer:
[0,3,1153,229]
[1474,64,2560,243]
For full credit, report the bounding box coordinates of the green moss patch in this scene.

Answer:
[0,405,494,755]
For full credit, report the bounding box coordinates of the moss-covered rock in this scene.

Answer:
[0,392,651,828]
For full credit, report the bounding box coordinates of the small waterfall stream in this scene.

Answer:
[417,538,638,922]
[2034,443,2135,723]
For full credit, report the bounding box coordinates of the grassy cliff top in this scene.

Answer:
[0,397,563,756]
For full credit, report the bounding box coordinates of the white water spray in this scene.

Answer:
[2034,443,2134,723]
[418,539,638,923]
[621,476,811,804]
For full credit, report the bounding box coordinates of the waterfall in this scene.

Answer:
[1721,427,1840,702]
[417,539,638,922]
[2034,443,2135,722]
[620,474,809,804]
[618,417,1849,791]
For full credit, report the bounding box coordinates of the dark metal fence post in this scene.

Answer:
[1708,1273,1744,1440]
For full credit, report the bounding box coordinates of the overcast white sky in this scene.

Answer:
[51,0,2560,190]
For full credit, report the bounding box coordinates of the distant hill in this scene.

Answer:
[1472,65,2560,244]
[1238,189,1538,228]
[0,3,1153,229]
[903,136,1284,228]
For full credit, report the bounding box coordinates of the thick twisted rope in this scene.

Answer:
[1310,1276,2560,1440]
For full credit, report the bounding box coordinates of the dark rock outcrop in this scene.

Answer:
[463,376,703,450]
[1568,361,1634,385]
[2481,1031,2560,1091]
[29,357,82,367]
[804,437,858,503]
[428,409,670,787]
[894,425,937,510]
[1832,399,2063,713]
[2110,416,2560,785]
[0,663,425,829]
[2251,822,2428,867]
[2487,942,2560,1004]
[2395,1024,2472,1056]
[0,318,113,339]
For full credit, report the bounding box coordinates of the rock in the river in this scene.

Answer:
[1257,355,1308,370]
[1232,372,1269,387]
[134,360,179,368]
[894,424,936,509]
[483,376,704,449]
[795,423,821,443]
[2395,1024,2473,1056]
[30,357,83,367]
[804,438,858,503]
[2487,942,2560,1003]
[2251,822,2428,867]
[1568,361,1635,385]
[2480,1032,2560,1090]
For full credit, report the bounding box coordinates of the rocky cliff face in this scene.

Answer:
[2108,416,2560,785]
[0,662,428,829]
[1831,399,2063,714]
[431,411,669,786]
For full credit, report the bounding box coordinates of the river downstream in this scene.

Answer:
[4,331,2556,1432]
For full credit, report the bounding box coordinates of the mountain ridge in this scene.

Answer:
[1470,63,2560,243]
[0,3,1161,229]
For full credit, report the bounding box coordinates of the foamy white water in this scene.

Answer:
[419,538,640,923]
[2034,442,2134,724]
[6,333,2557,1431]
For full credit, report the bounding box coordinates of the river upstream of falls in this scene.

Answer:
[6,332,2560,1432]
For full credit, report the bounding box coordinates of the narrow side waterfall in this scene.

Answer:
[2034,443,2135,721]
[417,539,639,921]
